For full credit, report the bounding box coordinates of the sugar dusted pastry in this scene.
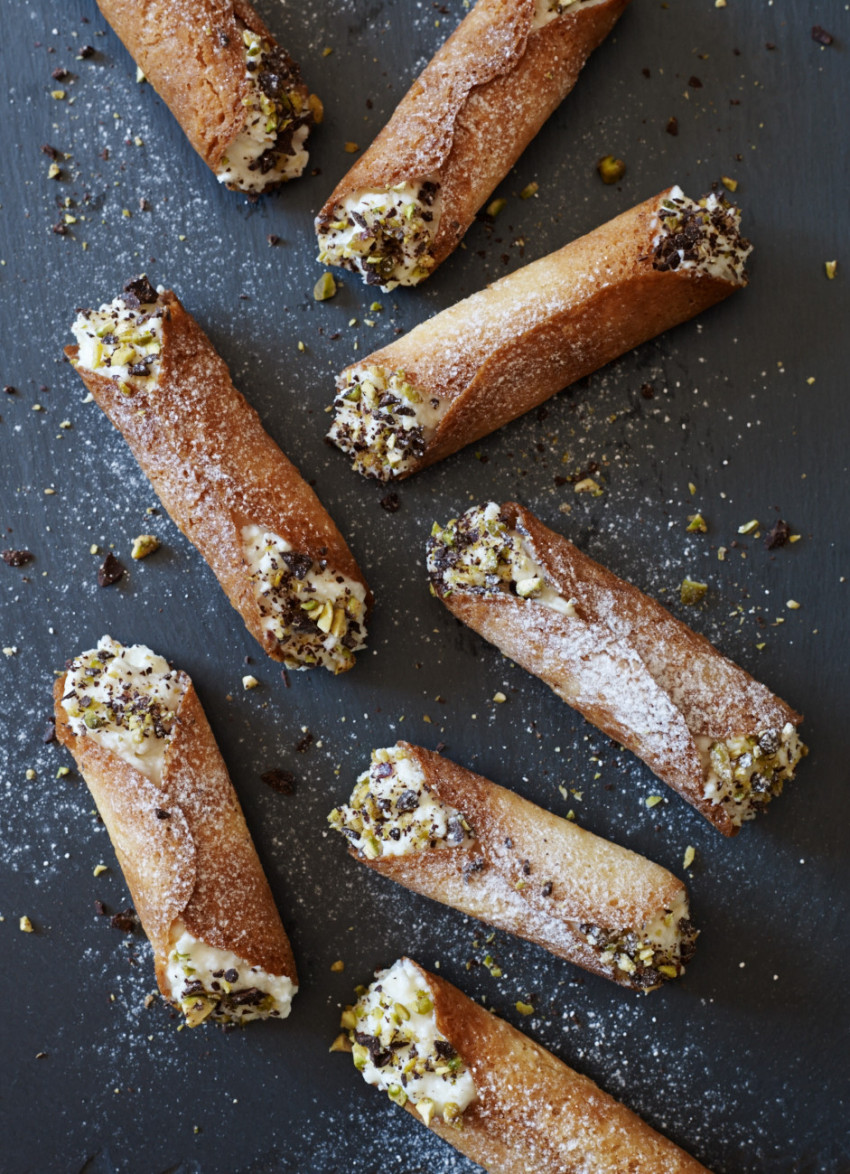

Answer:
[67,278,371,673]
[97,0,317,192]
[339,957,711,1171]
[427,503,805,836]
[55,636,298,1026]
[315,0,629,289]
[329,743,697,990]
[328,187,752,478]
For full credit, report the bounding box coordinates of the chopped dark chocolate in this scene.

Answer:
[110,908,139,933]
[294,731,313,753]
[155,808,171,819]
[122,274,157,307]
[666,116,679,136]
[811,25,833,45]
[379,492,400,513]
[78,44,96,58]
[42,719,56,744]
[260,768,296,795]
[765,519,791,550]
[2,549,34,567]
[97,552,125,587]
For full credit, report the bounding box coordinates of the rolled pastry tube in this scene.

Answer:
[427,503,806,837]
[339,957,711,1172]
[54,636,298,1026]
[329,742,696,991]
[315,0,629,290]
[97,0,318,193]
[328,186,752,478]
[66,277,371,673]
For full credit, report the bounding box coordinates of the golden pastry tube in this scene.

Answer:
[329,743,696,991]
[66,276,371,673]
[55,636,298,1026]
[337,957,711,1172]
[315,0,629,289]
[97,0,318,192]
[427,503,806,837]
[328,187,752,478]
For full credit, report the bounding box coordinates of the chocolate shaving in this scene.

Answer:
[811,25,833,45]
[110,908,139,933]
[379,493,400,513]
[42,719,56,744]
[122,274,157,307]
[294,731,313,753]
[765,519,791,550]
[666,116,679,136]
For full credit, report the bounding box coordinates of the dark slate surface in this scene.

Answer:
[1,1,848,1172]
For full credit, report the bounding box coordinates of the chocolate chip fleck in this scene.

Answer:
[122,274,157,307]
[155,808,171,819]
[78,44,96,58]
[380,492,400,513]
[110,908,138,933]
[97,552,125,587]
[666,116,679,136]
[42,719,56,744]
[811,25,833,45]
[294,731,313,753]
[94,899,107,916]
[2,549,34,567]
[765,519,791,550]
[261,768,296,795]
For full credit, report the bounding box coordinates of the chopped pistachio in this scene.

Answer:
[56,766,70,778]
[417,1098,436,1126]
[242,675,259,690]
[738,519,760,535]
[329,1032,352,1053]
[493,691,507,703]
[25,768,36,780]
[47,162,61,179]
[19,916,34,933]
[519,181,538,199]
[721,176,738,192]
[645,795,664,808]
[786,599,801,610]
[718,546,727,561]
[683,845,696,869]
[330,959,345,973]
[515,1000,534,1016]
[131,534,159,560]
[344,141,359,153]
[93,863,108,877]
[686,513,708,533]
[308,93,324,123]
[313,272,337,301]
[135,65,146,82]
[51,89,66,100]
[825,260,837,279]
[680,578,708,605]
[574,477,601,494]
[486,197,507,217]
[597,155,626,184]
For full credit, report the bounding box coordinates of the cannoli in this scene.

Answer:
[54,635,298,1025]
[339,957,710,1172]
[328,186,752,478]
[427,503,806,836]
[66,277,371,673]
[315,0,629,289]
[329,743,696,990]
[97,0,318,192]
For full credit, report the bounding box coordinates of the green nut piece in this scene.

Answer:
[597,155,626,184]
[313,272,337,301]
[680,578,708,606]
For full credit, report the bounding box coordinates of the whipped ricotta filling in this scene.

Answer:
[317,180,442,290]
[343,959,475,1124]
[242,525,367,673]
[427,501,576,614]
[61,635,184,784]
[71,275,164,395]
[579,889,695,988]
[327,365,447,480]
[532,0,583,29]
[216,28,311,191]
[651,185,752,284]
[697,724,806,827]
[165,923,297,1026]
[329,745,473,859]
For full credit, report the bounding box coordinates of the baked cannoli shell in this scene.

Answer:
[65,291,371,664]
[54,673,296,993]
[356,743,689,987]
[403,958,711,1173]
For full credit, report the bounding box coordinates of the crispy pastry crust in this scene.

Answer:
[338,187,741,475]
[432,504,802,836]
[54,674,296,993]
[402,958,711,1172]
[316,0,629,270]
[65,292,371,665]
[352,743,690,989]
[96,0,309,178]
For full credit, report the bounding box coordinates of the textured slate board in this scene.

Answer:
[1,1,848,1172]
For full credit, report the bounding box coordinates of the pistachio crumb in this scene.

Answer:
[313,272,337,301]
[688,482,697,495]
[574,477,601,494]
[825,260,837,280]
[135,66,146,82]
[597,155,626,184]
[344,141,359,154]
[19,916,34,933]
[89,544,99,555]
[686,513,707,533]
[738,519,760,535]
[721,176,738,192]
[47,162,61,179]
[56,766,70,778]
[493,691,507,703]
[645,795,664,808]
[515,1000,534,1016]
[486,197,507,217]
[329,1032,351,1053]
[683,845,696,869]
[519,181,538,199]
[242,675,259,690]
[25,769,36,781]
[786,599,801,610]
[330,960,345,972]
[131,534,159,560]
[93,863,108,877]
[718,546,727,561]
[680,578,708,605]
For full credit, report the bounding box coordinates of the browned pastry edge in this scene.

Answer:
[339,188,738,475]
[66,290,371,666]
[316,0,629,272]
[96,0,310,177]
[54,673,296,995]
[433,503,802,836]
[398,958,712,1173]
[349,743,691,989]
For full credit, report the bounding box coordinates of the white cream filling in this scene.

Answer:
[583,889,691,980]
[429,502,577,616]
[62,635,184,785]
[317,181,442,291]
[651,185,752,284]
[328,365,448,479]
[532,0,582,29]
[242,524,367,673]
[216,29,309,191]
[697,723,804,826]
[350,959,475,1122]
[330,745,473,858]
[165,923,297,1025]
[71,295,164,392]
